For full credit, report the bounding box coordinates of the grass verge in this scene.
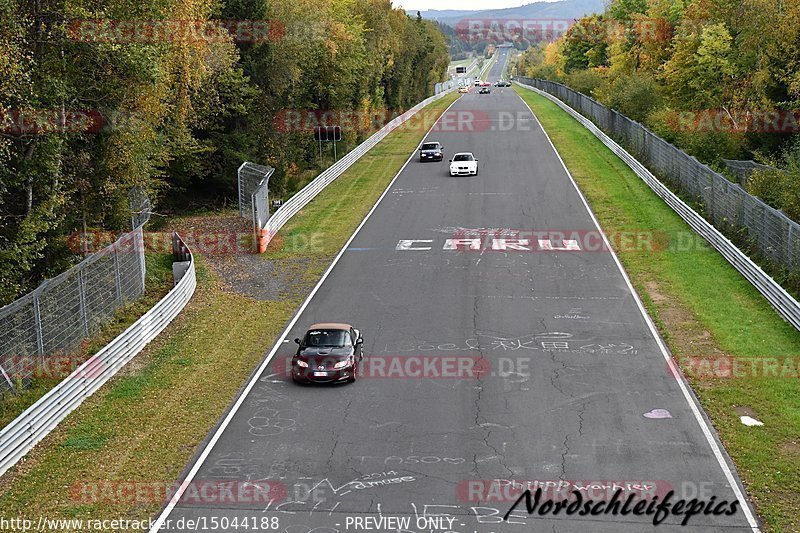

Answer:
[0,91,459,529]
[515,85,800,531]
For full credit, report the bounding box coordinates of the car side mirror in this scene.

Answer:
[356,338,363,345]
[449,159,453,163]
[294,338,301,344]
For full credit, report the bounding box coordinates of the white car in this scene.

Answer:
[449,152,478,176]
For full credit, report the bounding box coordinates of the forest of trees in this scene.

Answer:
[0,0,450,304]
[516,0,800,220]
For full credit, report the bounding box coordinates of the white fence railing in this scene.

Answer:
[0,233,197,477]
[515,80,800,330]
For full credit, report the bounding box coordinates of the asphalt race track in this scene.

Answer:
[154,49,758,532]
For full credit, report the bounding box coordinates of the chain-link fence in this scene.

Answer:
[0,190,151,395]
[519,78,800,273]
[129,186,152,229]
[238,162,275,252]
[721,159,779,185]
[238,162,274,221]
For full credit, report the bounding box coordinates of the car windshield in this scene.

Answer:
[304,329,350,347]
[421,143,439,150]
[453,154,473,161]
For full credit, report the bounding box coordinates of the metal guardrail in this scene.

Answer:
[515,79,800,330]
[265,81,472,244]
[0,233,197,477]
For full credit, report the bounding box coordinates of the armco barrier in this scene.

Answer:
[0,233,197,477]
[264,57,495,245]
[515,80,800,330]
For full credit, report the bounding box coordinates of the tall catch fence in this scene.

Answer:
[0,189,151,394]
[721,159,780,186]
[517,78,800,274]
[237,162,275,252]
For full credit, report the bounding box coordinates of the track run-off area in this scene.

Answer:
[153,49,759,533]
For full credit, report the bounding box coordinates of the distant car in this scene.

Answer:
[292,323,363,384]
[474,79,482,86]
[419,141,444,161]
[458,86,469,93]
[481,82,491,87]
[479,87,491,94]
[449,152,478,176]
[501,80,512,87]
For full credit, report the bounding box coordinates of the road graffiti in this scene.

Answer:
[248,408,298,436]
[370,332,637,356]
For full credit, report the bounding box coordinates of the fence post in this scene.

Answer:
[0,365,15,394]
[33,293,44,367]
[78,269,89,336]
[136,227,146,292]
[237,162,247,217]
[112,243,122,305]
[252,191,258,243]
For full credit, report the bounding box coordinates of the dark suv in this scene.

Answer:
[419,141,444,162]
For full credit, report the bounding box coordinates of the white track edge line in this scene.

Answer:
[514,87,760,532]
[149,94,462,532]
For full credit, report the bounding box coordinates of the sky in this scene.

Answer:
[399,0,552,13]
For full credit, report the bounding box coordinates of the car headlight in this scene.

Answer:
[333,359,350,369]
[295,360,308,368]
